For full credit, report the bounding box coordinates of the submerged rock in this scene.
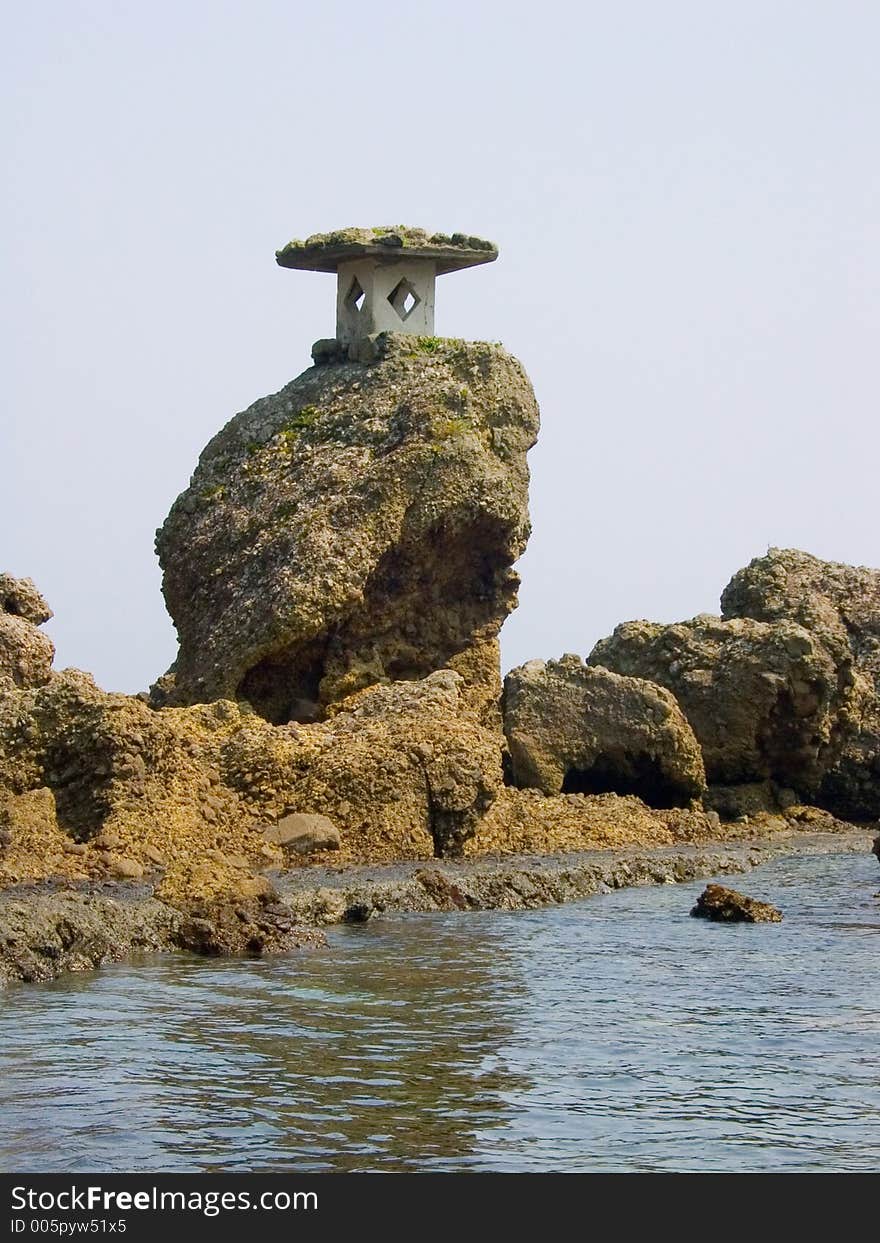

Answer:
[721,548,880,820]
[690,883,782,923]
[155,334,539,724]
[502,655,705,806]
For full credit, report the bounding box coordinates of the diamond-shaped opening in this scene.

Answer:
[388,278,421,321]
[344,276,365,313]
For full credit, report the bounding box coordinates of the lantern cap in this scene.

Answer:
[276,226,498,275]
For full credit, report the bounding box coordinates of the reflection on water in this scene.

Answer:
[1,852,878,1172]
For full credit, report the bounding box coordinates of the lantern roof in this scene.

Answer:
[276,226,498,275]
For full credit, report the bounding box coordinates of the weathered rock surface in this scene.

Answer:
[589,613,852,803]
[503,654,705,806]
[0,664,503,900]
[173,896,325,958]
[721,548,880,819]
[0,886,178,985]
[155,334,539,724]
[702,780,799,821]
[690,883,783,923]
[307,671,502,858]
[264,812,341,854]
[466,786,854,856]
[2,831,867,984]
[275,831,864,925]
[0,575,53,625]
[276,225,497,272]
[0,575,54,689]
[0,882,325,985]
[0,787,84,887]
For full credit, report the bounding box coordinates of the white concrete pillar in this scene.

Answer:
[336,258,437,348]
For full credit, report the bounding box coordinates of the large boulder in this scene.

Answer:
[155,334,539,725]
[721,548,880,819]
[0,575,54,689]
[589,613,854,801]
[502,655,705,806]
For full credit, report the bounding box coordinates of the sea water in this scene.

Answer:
[1,851,878,1172]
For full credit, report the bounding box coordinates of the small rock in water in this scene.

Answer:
[690,883,782,923]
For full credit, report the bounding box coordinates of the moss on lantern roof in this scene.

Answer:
[275,226,498,274]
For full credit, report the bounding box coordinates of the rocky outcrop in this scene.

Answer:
[470,789,718,855]
[721,548,880,819]
[690,883,782,923]
[502,655,705,806]
[0,787,82,887]
[702,780,799,821]
[155,334,539,725]
[589,613,853,805]
[6,830,866,984]
[0,664,503,900]
[307,672,502,857]
[0,887,178,985]
[0,575,54,689]
[173,896,325,958]
[0,575,53,625]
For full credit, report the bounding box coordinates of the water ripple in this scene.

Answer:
[1,852,878,1171]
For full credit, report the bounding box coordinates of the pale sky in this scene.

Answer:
[3,1,878,694]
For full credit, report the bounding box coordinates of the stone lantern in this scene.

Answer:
[275,226,497,359]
